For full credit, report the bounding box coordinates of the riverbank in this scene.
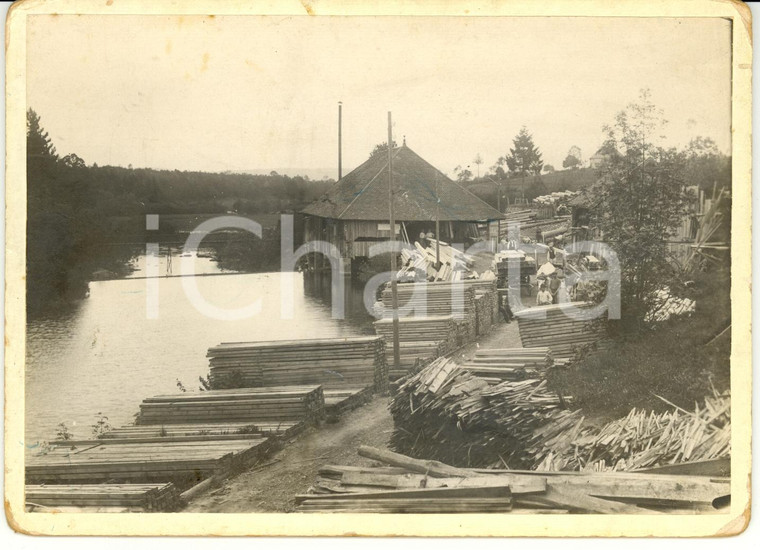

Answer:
[183,396,393,513]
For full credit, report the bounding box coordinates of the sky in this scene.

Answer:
[27,15,732,179]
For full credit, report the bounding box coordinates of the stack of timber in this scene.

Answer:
[493,249,538,278]
[323,386,375,416]
[456,347,553,383]
[374,315,458,378]
[533,392,731,473]
[514,302,607,359]
[104,421,301,439]
[26,438,272,485]
[136,386,325,426]
[207,337,387,393]
[300,446,730,514]
[377,280,498,373]
[397,239,475,282]
[25,483,181,512]
[470,279,499,336]
[381,282,476,318]
[390,358,572,468]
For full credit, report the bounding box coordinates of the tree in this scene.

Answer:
[543,165,555,173]
[591,89,694,330]
[369,140,397,160]
[27,108,57,160]
[562,154,580,169]
[454,165,473,182]
[62,153,86,168]
[472,153,483,178]
[505,127,543,176]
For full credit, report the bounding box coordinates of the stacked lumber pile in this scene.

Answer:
[380,282,475,318]
[470,279,498,336]
[207,337,387,392]
[26,438,271,484]
[104,421,300,439]
[26,483,181,512]
[324,386,374,416]
[136,386,325,425]
[299,446,730,514]
[397,239,475,282]
[493,249,538,278]
[455,348,553,384]
[377,280,498,371]
[533,392,731,472]
[374,315,458,377]
[389,358,570,468]
[514,302,607,359]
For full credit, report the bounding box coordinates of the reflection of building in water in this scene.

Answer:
[302,271,376,334]
[166,247,173,276]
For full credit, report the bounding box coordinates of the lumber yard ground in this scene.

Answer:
[185,322,523,513]
[184,396,393,512]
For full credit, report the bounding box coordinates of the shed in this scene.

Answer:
[301,144,504,262]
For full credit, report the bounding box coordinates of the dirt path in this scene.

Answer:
[451,318,523,366]
[183,396,393,513]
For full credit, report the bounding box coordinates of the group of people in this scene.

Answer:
[536,270,566,305]
[417,230,436,248]
[537,240,567,305]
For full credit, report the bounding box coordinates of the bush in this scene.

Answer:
[548,265,730,419]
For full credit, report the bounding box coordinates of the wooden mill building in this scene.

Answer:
[301,143,504,269]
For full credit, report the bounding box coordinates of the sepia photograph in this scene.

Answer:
[4,0,752,537]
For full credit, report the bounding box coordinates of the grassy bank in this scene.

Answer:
[548,266,731,421]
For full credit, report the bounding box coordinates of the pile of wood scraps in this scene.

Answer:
[647,288,696,323]
[299,446,730,514]
[389,358,571,468]
[533,392,731,473]
[397,239,475,282]
[26,483,181,512]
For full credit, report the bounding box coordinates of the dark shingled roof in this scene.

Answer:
[302,145,504,222]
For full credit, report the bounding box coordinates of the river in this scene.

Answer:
[25,250,376,443]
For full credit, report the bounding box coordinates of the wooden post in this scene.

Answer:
[388,112,401,370]
[497,180,501,242]
[435,175,440,266]
[338,102,343,180]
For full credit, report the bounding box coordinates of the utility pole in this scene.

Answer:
[388,112,401,370]
[338,102,343,180]
[435,174,440,267]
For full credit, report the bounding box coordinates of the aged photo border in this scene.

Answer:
[4,0,752,537]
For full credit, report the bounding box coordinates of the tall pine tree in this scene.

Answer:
[504,127,543,176]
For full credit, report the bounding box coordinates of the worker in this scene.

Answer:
[548,272,562,304]
[418,231,428,248]
[548,240,565,269]
[537,283,553,305]
[499,291,514,323]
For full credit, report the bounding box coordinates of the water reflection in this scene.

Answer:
[25,258,375,443]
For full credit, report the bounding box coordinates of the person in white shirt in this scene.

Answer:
[537,284,553,305]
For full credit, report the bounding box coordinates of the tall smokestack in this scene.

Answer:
[338,101,343,180]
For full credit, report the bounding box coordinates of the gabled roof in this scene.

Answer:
[302,145,504,222]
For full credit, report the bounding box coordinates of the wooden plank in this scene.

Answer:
[340,471,546,494]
